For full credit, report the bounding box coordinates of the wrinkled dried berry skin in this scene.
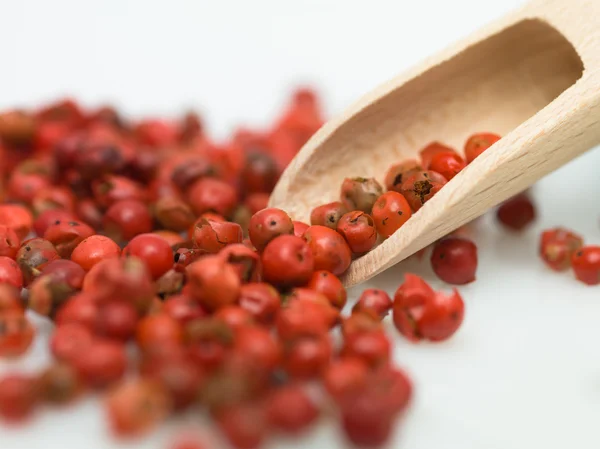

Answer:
[193,219,243,254]
[340,177,383,213]
[336,211,377,254]
[384,160,421,192]
[400,170,447,211]
[16,238,60,286]
[310,202,347,230]
[539,228,583,271]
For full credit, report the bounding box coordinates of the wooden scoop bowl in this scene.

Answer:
[269,0,600,287]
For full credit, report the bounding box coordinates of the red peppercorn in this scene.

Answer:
[234,326,281,372]
[154,196,196,232]
[400,169,447,211]
[38,363,83,405]
[193,218,243,253]
[309,201,347,230]
[76,199,103,230]
[0,311,35,357]
[238,283,281,324]
[0,284,23,313]
[0,204,33,240]
[323,357,369,402]
[393,274,465,342]
[571,246,600,285]
[106,379,171,437]
[71,235,121,272]
[353,288,392,319]
[417,141,451,166]
[186,177,238,217]
[303,225,352,276]
[283,334,332,379]
[241,151,280,194]
[244,193,270,215]
[141,350,204,411]
[341,310,382,338]
[216,402,267,449]
[0,256,24,288]
[163,294,208,325]
[95,301,139,341]
[430,237,478,285]
[50,323,94,363]
[292,220,309,238]
[122,233,173,279]
[187,255,241,311]
[33,209,76,237]
[342,329,391,368]
[136,313,184,352]
[248,207,294,252]
[496,194,536,231]
[340,177,383,213]
[31,186,76,215]
[384,159,421,192]
[336,211,378,254]
[55,292,99,331]
[41,259,86,290]
[219,243,262,283]
[84,256,155,314]
[371,191,412,239]
[103,199,153,242]
[7,172,51,204]
[261,235,314,287]
[464,132,501,163]
[306,270,347,309]
[0,375,39,423]
[0,225,20,259]
[266,385,319,434]
[44,220,95,258]
[428,151,466,180]
[153,230,185,247]
[74,339,127,388]
[92,175,146,208]
[215,306,254,331]
[16,238,60,286]
[539,228,584,271]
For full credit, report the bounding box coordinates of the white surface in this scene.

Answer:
[3,0,600,448]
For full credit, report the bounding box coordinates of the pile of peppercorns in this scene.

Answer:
[0,90,598,449]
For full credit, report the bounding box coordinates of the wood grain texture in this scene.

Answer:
[269,0,600,287]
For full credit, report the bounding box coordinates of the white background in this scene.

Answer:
[2,1,600,449]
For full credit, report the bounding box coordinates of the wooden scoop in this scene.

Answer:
[269,0,600,287]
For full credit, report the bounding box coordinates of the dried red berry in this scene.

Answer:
[384,159,421,192]
[303,226,352,276]
[340,177,383,213]
[187,255,241,311]
[430,237,478,285]
[0,375,39,422]
[353,288,392,319]
[266,385,319,433]
[539,228,584,271]
[122,233,173,279]
[336,211,378,254]
[262,235,314,287]
[400,170,447,211]
[103,199,153,242]
[371,191,412,239]
[0,311,35,357]
[571,246,600,285]
[193,218,243,253]
[306,270,347,309]
[464,132,500,163]
[71,235,121,272]
[310,201,347,230]
[496,194,536,231]
[248,208,294,252]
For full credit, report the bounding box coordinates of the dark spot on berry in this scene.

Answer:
[54,220,61,225]
[269,220,277,227]
[382,217,388,225]
[393,174,403,186]
[450,311,460,321]
[68,221,79,227]
[397,211,403,216]
[25,247,31,252]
